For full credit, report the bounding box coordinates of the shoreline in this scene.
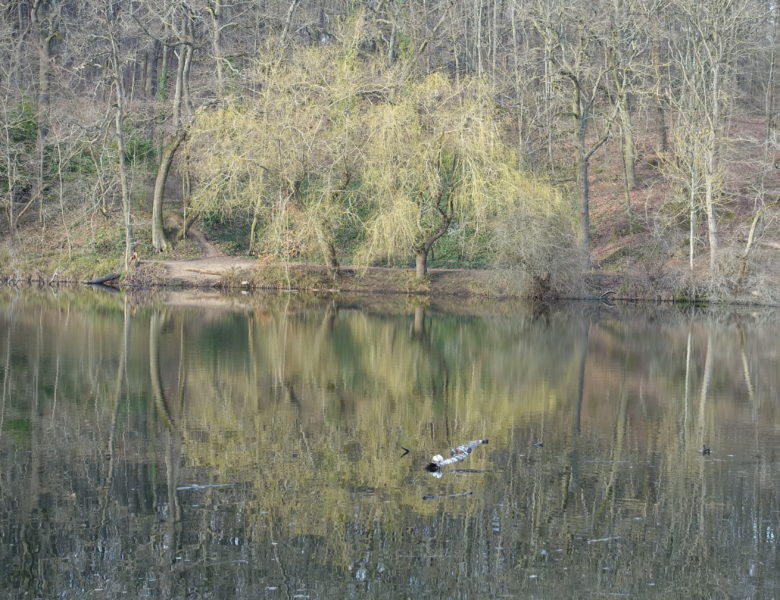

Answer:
[0,258,630,299]
[2,258,778,307]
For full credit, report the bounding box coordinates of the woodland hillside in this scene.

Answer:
[1,0,780,301]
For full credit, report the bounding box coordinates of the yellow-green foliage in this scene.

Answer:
[356,71,561,266]
[187,17,561,272]
[187,103,267,217]
[172,305,574,523]
[188,16,393,261]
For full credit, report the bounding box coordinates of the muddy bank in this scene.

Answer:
[0,257,686,302]
[4,257,771,305]
[121,259,624,300]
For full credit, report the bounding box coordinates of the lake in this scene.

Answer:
[1,288,779,598]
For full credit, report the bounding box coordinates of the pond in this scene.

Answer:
[1,288,779,598]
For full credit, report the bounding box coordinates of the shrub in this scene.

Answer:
[491,193,583,298]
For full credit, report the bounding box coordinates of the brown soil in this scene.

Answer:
[151,255,256,286]
[138,256,535,298]
[138,223,531,296]
[143,222,254,286]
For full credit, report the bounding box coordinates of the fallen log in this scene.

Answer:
[85,272,121,285]
[185,268,222,276]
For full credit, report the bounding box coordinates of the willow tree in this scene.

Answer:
[188,19,389,277]
[359,71,554,280]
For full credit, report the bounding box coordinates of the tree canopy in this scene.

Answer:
[188,20,570,280]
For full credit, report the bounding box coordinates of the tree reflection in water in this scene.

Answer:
[1,289,779,598]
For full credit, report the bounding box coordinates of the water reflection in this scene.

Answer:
[1,288,780,598]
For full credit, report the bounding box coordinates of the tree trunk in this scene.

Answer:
[181,40,193,116]
[158,35,169,101]
[109,31,133,270]
[3,127,16,241]
[704,64,721,273]
[86,272,121,285]
[414,216,452,281]
[115,122,133,269]
[320,237,339,280]
[608,3,635,196]
[32,2,53,225]
[152,131,186,253]
[577,104,591,262]
[145,41,159,98]
[412,181,455,280]
[280,0,300,44]
[564,71,606,266]
[689,182,696,272]
[704,160,719,272]
[115,105,133,271]
[415,249,429,279]
[656,102,669,152]
[651,42,669,152]
[621,110,636,190]
[620,102,636,192]
[32,4,51,128]
[249,201,260,253]
[172,46,185,126]
[579,153,590,261]
[209,0,224,96]
[177,210,199,241]
[543,38,556,175]
[387,20,397,66]
[153,13,193,254]
[703,155,718,274]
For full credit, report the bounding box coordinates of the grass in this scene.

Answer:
[220,264,336,291]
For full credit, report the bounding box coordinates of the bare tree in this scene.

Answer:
[604,0,656,220]
[740,1,779,283]
[531,0,616,263]
[138,0,197,253]
[0,7,29,239]
[98,1,136,270]
[666,0,756,273]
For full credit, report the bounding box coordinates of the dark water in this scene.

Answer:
[1,288,780,599]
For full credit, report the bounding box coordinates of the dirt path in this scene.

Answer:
[138,222,593,296]
[186,223,220,258]
[153,255,257,286]
[148,222,255,285]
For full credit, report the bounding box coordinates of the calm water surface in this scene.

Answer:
[1,289,780,598]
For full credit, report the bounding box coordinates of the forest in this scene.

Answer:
[1,0,779,300]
